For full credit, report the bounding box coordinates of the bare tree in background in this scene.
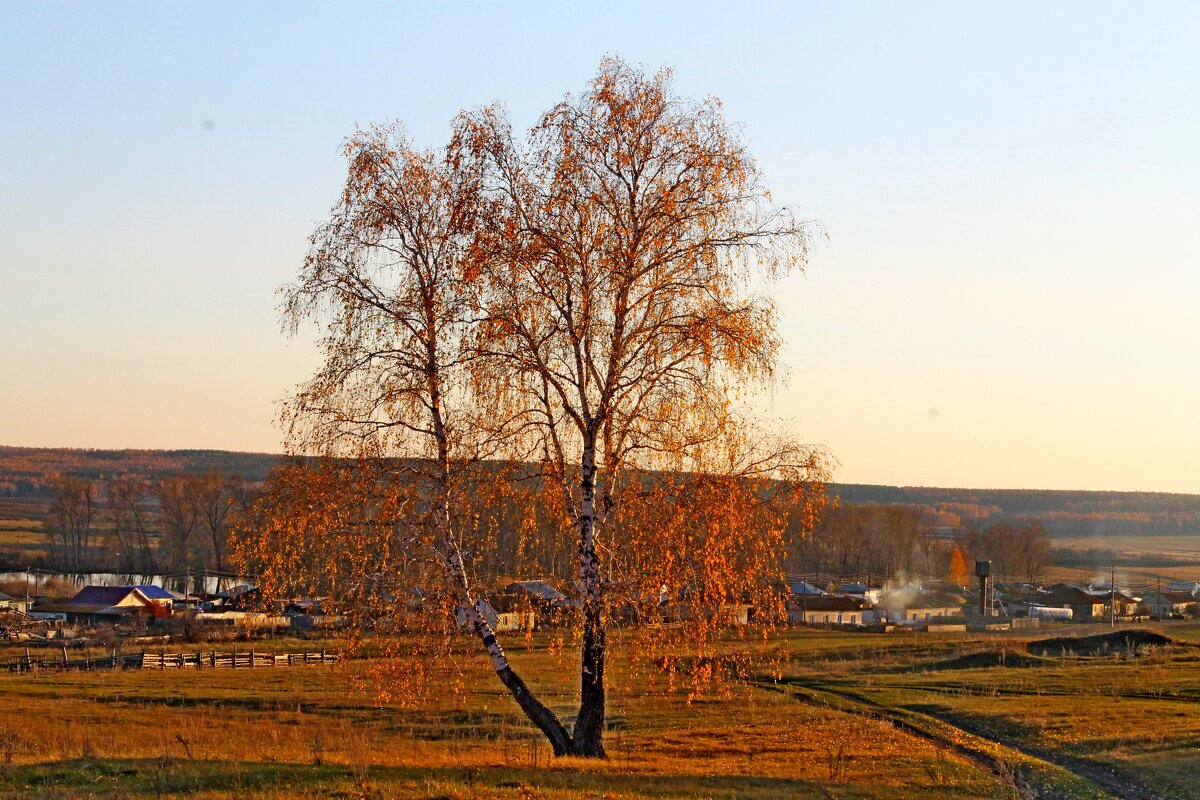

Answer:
[107,476,157,573]
[155,476,200,572]
[44,477,98,571]
[195,472,243,573]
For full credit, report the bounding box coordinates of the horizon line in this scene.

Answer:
[2,442,1196,498]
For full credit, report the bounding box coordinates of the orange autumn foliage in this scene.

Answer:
[947,546,970,587]
[234,56,829,759]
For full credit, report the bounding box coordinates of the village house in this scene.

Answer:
[882,591,965,623]
[209,584,261,611]
[789,580,826,596]
[35,585,167,623]
[720,603,754,625]
[1140,590,1195,618]
[455,597,536,633]
[493,580,573,626]
[936,587,970,607]
[1088,588,1140,618]
[131,585,183,609]
[833,582,882,605]
[788,594,867,626]
[1041,585,1106,621]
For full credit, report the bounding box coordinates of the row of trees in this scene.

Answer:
[40,468,1050,587]
[958,517,1051,585]
[787,503,1053,587]
[41,473,252,573]
[786,504,935,581]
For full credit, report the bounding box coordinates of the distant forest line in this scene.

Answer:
[3,446,1200,540]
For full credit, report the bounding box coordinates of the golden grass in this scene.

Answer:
[0,632,1007,799]
[775,621,1200,798]
[4,616,1197,797]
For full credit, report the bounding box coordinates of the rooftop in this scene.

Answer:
[1043,585,1105,606]
[130,585,181,601]
[67,586,151,608]
[791,595,865,613]
[503,580,568,603]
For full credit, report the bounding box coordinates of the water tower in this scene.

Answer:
[975,559,991,616]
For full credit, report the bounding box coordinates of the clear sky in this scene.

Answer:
[2,2,1197,492]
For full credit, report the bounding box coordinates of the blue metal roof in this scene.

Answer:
[128,585,177,600]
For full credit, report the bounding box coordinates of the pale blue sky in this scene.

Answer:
[2,2,1197,491]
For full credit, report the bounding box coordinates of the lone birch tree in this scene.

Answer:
[236,57,828,759]
[460,58,821,756]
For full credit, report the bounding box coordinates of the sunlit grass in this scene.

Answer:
[0,631,1008,799]
[773,622,1200,798]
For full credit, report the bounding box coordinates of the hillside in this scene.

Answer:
[0,446,279,496]
[835,483,1200,537]
[3,446,1199,538]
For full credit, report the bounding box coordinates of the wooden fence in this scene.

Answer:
[4,648,337,674]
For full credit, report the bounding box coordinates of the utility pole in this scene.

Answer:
[1110,564,1116,628]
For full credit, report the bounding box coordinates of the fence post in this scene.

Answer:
[232,647,236,669]
[141,649,146,669]
[250,650,255,669]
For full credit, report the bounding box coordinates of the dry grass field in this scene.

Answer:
[772,623,1200,800]
[0,631,1010,800]
[0,498,47,563]
[1,624,1197,799]
[1043,534,1200,583]
[1,486,1197,799]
